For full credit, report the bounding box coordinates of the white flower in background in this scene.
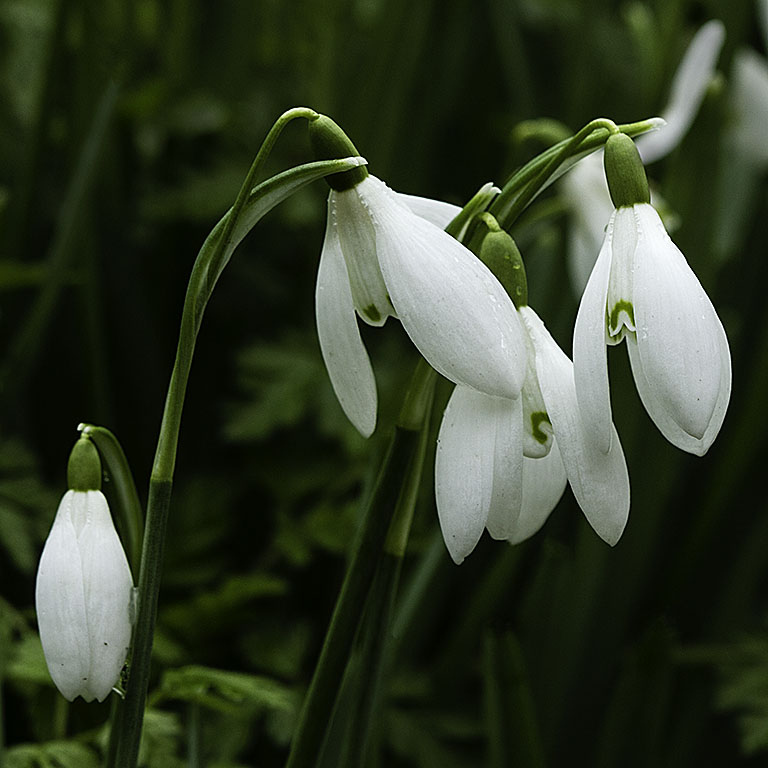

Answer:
[316,174,527,437]
[563,19,725,292]
[435,304,630,564]
[35,441,134,702]
[573,135,731,456]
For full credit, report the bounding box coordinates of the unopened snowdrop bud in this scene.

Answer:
[35,437,134,702]
[311,114,527,437]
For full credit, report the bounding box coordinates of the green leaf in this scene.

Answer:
[5,741,99,768]
[6,632,51,685]
[153,665,296,716]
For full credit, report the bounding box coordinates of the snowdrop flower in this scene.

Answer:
[563,20,725,292]
[573,133,731,457]
[35,438,133,702]
[435,220,629,564]
[311,115,527,437]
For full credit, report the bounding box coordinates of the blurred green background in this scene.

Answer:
[0,0,766,765]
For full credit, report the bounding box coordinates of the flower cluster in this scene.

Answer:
[313,114,731,563]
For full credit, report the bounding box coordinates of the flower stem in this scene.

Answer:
[285,361,435,768]
[491,118,618,228]
[108,106,320,768]
[78,423,144,573]
[490,117,659,229]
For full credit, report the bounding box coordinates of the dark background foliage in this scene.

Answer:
[0,0,766,765]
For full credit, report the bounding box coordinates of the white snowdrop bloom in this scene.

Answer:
[435,304,630,564]
[573,200,731,457]
[563,20,725,292]
[316,174,527,437]
[36,489,134,702]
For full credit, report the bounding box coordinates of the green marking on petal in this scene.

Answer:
[531,411,551,444]
[608,300,635,336]
[361,305,381,323]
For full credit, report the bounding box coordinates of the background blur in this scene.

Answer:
[0,0,766,765]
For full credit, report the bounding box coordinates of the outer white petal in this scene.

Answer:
[572,211,616,454]
[397,193,462,229]
[485,395,524,541]
[77,491,134,702]
[522,307,630,546]
[359,177,527,399]
[316,206,378,437]
[435,386,497,564]
[637,20,725,164]
[507,441,568,546]
[629,204,731,454]
[36,491,90,701]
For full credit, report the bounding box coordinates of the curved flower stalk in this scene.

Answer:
[435,304,630,564]
[562,19,725,291]
[573,136,731,457]
[35,439,134,702]
[314,119,527,437]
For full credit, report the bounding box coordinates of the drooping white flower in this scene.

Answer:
[36,488,134,702]
[563,20,725,292]
[573,201,731,456]
[435,304,630,564]
[316,174,527,437]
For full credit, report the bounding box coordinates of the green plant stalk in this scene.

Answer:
[0,80,120,419]
[489,117,659,229]
[327,369,433,767]
[285,361,435,768]
[109,106,322,768]
[79,423,144,573]
[483,631,546,768]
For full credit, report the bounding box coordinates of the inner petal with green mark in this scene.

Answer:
[607,299,635,344]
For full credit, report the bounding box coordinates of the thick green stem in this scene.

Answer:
[109,106,320,768]
[285,361,435,768]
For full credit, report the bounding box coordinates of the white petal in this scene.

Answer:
[316,207,378,438]
[629,204,731,454]
[76,491,133,702]
[435,386,498,564]
[35,491,90,701]
[333,185,394,326]
[485,395,524,541]
[729,49,768,165]
[359,177,527,399]
[507,441,568,545]
[572,212,616,454]
[397,192,462,229]
[637,20,725,164]
[522,307,630,546]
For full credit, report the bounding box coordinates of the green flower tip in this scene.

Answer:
[471,213,528,307]
[604,133,650,208]
[308,114,369,192]
[67,436,102,491]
